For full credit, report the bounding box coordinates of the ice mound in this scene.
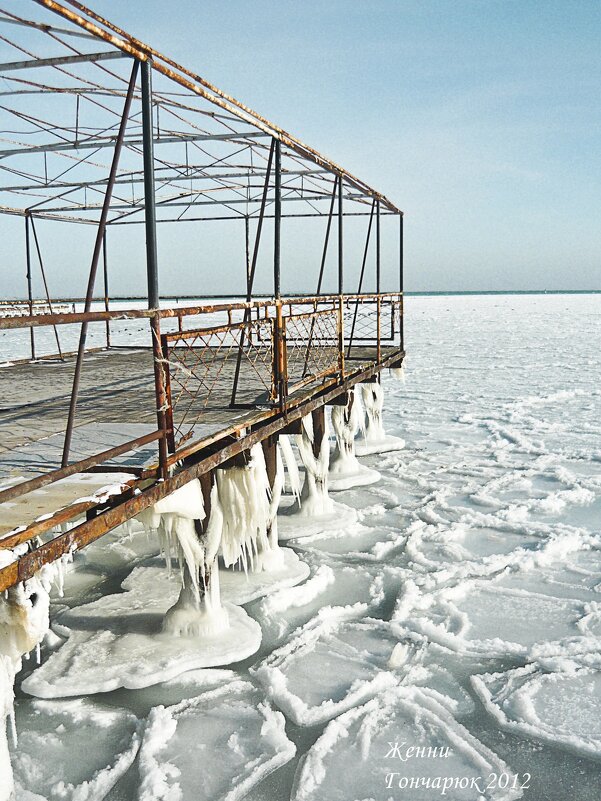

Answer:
[472,655,601,760]
[328,392,381,491]
[253,615,472,726]
[58,548,309,630]
[137,680,295,801]
[393,577,590,659]
[20,602,261,698]
[291,685,522,801]
[11,697,140,801]
[355,382,406,456]
[277,497,358,541]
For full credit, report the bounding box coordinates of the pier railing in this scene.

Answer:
[0,292,403,517]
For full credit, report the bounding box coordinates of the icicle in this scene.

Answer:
[0,579,51,801]
[216,444,277,574]
[162,483,229,637]
[361,382,386,442]
[294,413,334,517]
[328,390,380,490]
[279,434,302,502]
[355,381,406,456]
[390,363,406,382]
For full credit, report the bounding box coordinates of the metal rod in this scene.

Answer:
[0,50,127,72]
[30,216,63,359]
[60,59,140,468]
[102,230,110,348]
[376,200,381,295]
[24,215,35,360]
[338,175,343,294]
[347,200,376,356]
[274,138,281,299]
[141,58,159,309]
[0,129,266,158]
[230,139,275,406]
[399,213,404,350]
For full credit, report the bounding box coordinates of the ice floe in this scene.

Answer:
[137,680,295,801]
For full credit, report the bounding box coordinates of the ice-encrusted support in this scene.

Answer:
[328,389,380,490]
[1,579,51,801]
[355,380,405,456]
[294,406,334,517]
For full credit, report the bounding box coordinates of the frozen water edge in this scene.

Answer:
[6,293,601,800]
[20,604,261,698]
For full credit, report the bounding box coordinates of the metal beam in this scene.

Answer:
[0,50,127,72]
[0,130,267,158]
[61,59,140,467]
[274,137,281,298]
[141,59,159,309]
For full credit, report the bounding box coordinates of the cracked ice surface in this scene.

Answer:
[137,680,295,801]
[12,698,140,801]
[6,294,601,800]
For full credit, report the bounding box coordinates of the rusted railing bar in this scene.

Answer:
[0,293,400,331]
[0,430,162,506]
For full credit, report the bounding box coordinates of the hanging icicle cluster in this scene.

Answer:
[295,413,334,517]
[217,443,282,573]
[0,575,53,801]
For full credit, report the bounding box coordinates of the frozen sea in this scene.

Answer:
[8,292,601,801]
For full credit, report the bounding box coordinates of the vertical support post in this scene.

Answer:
[30,217,62,359]
[141,58,159,310]
[244,216,250,295]
[376,200,381,295]
[25,215,35,360]
[338,175,343,295]
[376,199,381,362]
[61,59,139,468]
[141,58,169,474]
[399,213,404,351]
[151,314,169,476]
[311,405,326,460]
[337,176,344,377]
[230,140,275,407]
[274,138,281,299]
[102,231,110,349]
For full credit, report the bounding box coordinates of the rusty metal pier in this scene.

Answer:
[0,1,404,592]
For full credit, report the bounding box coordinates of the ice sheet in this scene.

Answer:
[472,657,601,760]
[291,685,522,801]
[21,603,261,698]
[137,680,295,801]
[11,697,140,801]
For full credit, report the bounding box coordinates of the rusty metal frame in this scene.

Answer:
[0,2,406,594]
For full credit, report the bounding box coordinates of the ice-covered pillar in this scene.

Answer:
[136,477,227,638]
[295,406,335,517]
[328,388,380,490]
[355,379,405,456]
[1,579,51,801]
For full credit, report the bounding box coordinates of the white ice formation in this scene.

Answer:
[472,656,601,761]
[137,680,295,801]
[328,390,381,490]
[291,685,522,801]
[355,381,406,455]
[295,413,333,518]
[11,697,140,801]
[1,576,52,801]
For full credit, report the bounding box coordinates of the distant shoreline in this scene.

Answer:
[1,289,599,304]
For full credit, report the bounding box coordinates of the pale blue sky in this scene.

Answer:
[2,0,600,294]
